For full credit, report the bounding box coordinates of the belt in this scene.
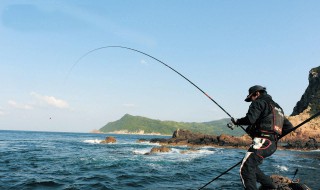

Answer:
[259,133,277,141]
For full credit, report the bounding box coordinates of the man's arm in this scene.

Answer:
[234,100,265,125]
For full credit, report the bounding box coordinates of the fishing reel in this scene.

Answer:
[227,117,239,130]
[227,122,237,130]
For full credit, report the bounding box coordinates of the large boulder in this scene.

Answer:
[258,175,311,190]
[172,129,204,139]
[145,146,171,155]
[283,137,319,150]
[140,129,251,148]
[100,136,117,144]
[217,134,251,147]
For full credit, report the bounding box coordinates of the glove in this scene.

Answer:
[227,117,238,130]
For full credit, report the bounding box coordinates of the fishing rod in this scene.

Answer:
[198,160,242,190]
[279,110,320,138]
[198,110,320,190]
[291,168,299,181]
[68,45,246,132]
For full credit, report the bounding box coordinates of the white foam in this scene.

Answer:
[137,147,217,163]
[136,141,161,146]
[83,139,103,144]
[132,148,150,155]
[275,165,288,171]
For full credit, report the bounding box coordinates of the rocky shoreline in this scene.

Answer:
[92,129,169,136]
[138,129,320,151]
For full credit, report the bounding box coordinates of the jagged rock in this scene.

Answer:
[281,66,320,146]
[139,126,319,150]
[136,139,148,143]
[258,175,312,190]
[259,175,292,190]
[217,134,251,147]
[305,137,319,149]
[172,129,204,139]
[145,146,171,155]
[284,141,304,149]
[140,129,251,148]
[180,147,199,154]
[100,136,116,144]
[149,138,169,144]
[284,137,319,150]
[292,66,320,116]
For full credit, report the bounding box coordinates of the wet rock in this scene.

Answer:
[172,129,204,139]
[138,127,316,150]
[305,137,319,149]
[180,147,199,154]
[136,139,148,143]
[283,137,319,150]
[258,175,312,190]
[139,129,251,148]
[100,136,116,144]
[149,138,169,144]
[145,146,171,155]
[259,175,292,190]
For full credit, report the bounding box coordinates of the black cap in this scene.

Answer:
[245,85,266,102]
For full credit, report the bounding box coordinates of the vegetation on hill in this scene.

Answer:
[99,114,245,136]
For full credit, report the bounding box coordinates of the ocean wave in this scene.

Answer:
[132,147,218,164]
[132,148,151,155]
[136,141,161,146]
[275,165,289,171]
[132,147,217,156]
[13,179,63,189]
[83,139,103,144]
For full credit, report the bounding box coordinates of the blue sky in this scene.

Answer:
[0,0,319,132]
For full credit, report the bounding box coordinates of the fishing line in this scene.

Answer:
[198,110,320,189]
[67,45,245,131]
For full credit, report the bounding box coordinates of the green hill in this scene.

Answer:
[99,114,245,136]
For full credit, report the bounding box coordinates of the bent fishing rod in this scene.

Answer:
[198,110,320,190]
[68,45,246,132]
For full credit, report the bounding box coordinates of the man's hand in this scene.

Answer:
[231,117,237,125]
[227,118,238,130]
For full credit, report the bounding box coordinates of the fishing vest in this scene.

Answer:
[257,100,285,136]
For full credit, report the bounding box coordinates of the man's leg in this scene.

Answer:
[256,167,276,189]
[240,152,262,190]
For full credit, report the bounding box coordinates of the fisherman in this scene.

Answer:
[228,85,293,190]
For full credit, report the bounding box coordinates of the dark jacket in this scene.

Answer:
[235,93,293,138]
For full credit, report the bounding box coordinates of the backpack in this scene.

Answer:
[258,101,285,136]
[270,104,284,135]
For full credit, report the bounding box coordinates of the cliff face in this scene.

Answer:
[283,66,320,142]
[291,66,320,116]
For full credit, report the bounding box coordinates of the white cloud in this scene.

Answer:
[8,100,33,110]
[30,92,69,109]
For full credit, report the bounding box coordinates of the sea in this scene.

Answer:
[0,130,319,190]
